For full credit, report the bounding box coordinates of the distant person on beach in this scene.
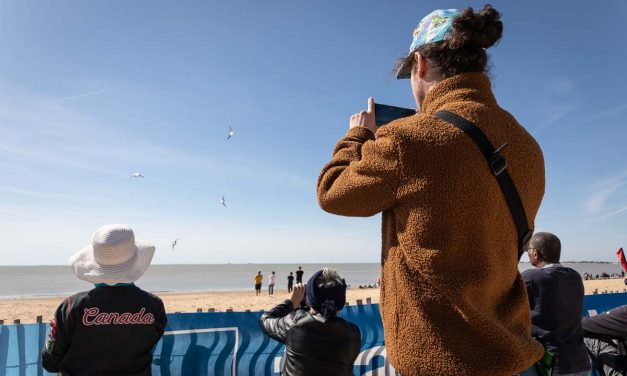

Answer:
[296,266,304,284]
[259,268,361,376]
[41,224,167,376]
[521,232,590,376]
[317,5,546,374]
[268,271,276,295]
[254,271,263,296]
[582,304,627,375]
[287,272,294,293]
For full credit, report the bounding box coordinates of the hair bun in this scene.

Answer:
[450,4,503,49]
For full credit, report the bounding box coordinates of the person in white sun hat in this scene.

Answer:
[41,224,167,376]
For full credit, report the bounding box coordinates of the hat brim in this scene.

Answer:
[396,57,412,80]
[69,240,155,285]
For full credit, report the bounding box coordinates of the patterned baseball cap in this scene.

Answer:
[396,9,462,79]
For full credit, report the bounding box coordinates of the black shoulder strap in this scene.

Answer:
[435,110,532,261]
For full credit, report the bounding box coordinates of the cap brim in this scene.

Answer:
[396,58,412,80]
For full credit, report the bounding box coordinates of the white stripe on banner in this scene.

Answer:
[164,327,239,376]
[587,309,598,317]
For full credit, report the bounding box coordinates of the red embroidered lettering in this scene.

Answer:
[82,308,100,326]
[95,313,109,325]
[109,312,120,324]
[130,308,145,324]
[143,313,155,324]
[81,307,155,326]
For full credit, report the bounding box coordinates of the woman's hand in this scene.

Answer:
[290,283,305,309]
[350,97,377,135]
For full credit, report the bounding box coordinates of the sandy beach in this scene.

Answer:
[2,279,625,324]
[0,287,382,324]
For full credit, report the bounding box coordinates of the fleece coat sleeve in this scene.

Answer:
[317,126,400,217]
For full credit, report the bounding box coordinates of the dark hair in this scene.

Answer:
[529,232,561,263]
[395,5,503,78]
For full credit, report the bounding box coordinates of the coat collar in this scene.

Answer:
[420,72,497,115]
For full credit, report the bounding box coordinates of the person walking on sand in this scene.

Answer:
[317,5,546,375]
[268,271,276,295]
[254,271,263,296]
[41,224,167,376]
[287,272,294,293]
[296,266,304,284]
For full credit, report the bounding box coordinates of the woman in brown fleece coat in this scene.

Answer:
[318,6,545,376]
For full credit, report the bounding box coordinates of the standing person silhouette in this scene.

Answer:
[268,271,276,295]
[287,272,295,293]
[295,266,304,284]
[254,271,263,296]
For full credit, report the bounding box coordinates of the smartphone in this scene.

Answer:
[374,103,416,127]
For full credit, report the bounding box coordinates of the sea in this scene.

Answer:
[0,262,623,299]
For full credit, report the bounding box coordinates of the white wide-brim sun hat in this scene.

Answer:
[69,224,155,285]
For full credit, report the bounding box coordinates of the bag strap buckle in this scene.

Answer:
[490,143,508,176]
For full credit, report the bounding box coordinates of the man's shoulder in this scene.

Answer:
[378,111,467,146]
[521,267,543,279]
[546,265,582,279]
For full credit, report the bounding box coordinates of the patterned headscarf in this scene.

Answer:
[396,9,462,79]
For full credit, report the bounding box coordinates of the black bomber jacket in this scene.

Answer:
[259,299,361,376]
[41,284,167,376]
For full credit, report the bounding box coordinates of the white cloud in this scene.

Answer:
[584,172,627,214]
[53,86,137,103]
[593,205,627,222]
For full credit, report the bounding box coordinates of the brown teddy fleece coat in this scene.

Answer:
[318,73,545,375]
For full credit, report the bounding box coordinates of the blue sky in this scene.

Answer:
[0,0,625,265]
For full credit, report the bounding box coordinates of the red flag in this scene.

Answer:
[617,248,627,273]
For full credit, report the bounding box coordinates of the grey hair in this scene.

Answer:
[529,232,561,263]
[317,267,344,288]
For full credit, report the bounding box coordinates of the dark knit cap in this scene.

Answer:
[305,269,347,318]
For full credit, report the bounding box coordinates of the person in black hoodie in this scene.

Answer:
[259,268,361,376]
[41,224,167,376]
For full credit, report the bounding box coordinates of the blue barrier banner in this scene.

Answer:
[2,294,627,375]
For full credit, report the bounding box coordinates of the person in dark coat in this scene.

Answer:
[259,268,361,376]
[521,232,590,376]
[41,224,167,376]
